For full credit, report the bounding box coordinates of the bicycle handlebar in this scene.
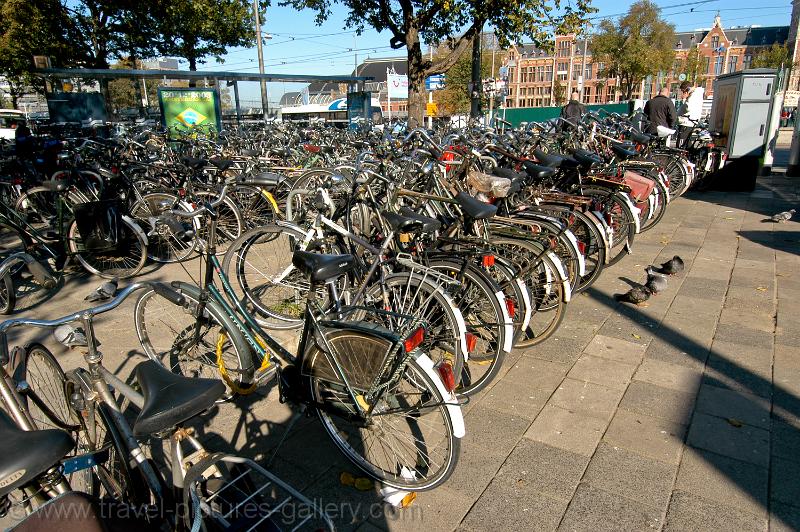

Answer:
[170,184,230,218]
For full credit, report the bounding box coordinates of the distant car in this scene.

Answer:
[0,109,27,140]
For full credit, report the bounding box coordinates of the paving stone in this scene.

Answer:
[458,477,568,532]
[771,502,800,532]
[675,448,768,518]
[443,438,508,499]
[619,381,696,424]
[582,334,648,365]
[549,378,624,421]
[772,419,800,462]
[476,380,549,420]
[523,336,591,365]
[666,295,725,322]
[462,405,532,457]
[557,483,663,531]
[717,305,775,332]
[501,357,569,390]
[645,337,708,370]
[771,457,800,506]
[633,358,702,394]
[694,384,771,429]
[713,323,774,348]
[495,439,589,501]
[664,491,766,531]
[686,412,771,467]
[581,443,676,508]
[703,343,774,399]
[524,404,607,457]
[603,409,687,465]
[596,313,659,346]
[381,485,474,532]
[566,355,638,391]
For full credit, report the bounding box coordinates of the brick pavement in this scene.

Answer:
[2,172,799,531]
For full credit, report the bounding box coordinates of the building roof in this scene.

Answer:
[350,57,408,80]
[675,25,789,49]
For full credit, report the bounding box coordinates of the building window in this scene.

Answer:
[704,57,711,74]
[714,55,724,75]
[545,65,553,81]
[572,63,580,81]
[584,63,593,80]
[557,40,571,57]
[743,54,752,69]
[712,35,719,49]
[728,55,738,73]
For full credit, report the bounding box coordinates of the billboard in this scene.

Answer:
[158,88,222,138]
[47,93,108,124]
[387,73,409,99]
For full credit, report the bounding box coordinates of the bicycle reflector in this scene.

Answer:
[404,327,425,353]
[576,240,586,254]
[436,361,457,392]
[464,332,478,353]
[567,214,576,226]
[605,212,613,226]
[482,254,495,267]
[505,298,516,318]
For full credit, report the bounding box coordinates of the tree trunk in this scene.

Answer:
[470,30,483,118]
[405,26,425,127]
[11,93,18,109]
[188,56,197,87]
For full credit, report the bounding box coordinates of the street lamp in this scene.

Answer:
[253,1,272,121]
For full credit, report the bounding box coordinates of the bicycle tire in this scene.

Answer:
[67,216,148,279]
[305,328,461,490]
[194,191,243,256]
[639,178,669,233]
[582,188,636,266]
[570,210,606,294]
[0,272,14,314]
[425,260,509,397]
[134,282,255,388]
[129,192,198,263]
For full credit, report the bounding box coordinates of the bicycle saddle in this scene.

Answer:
[133,360,226,437]
[209,158,235,172]
[382,211,423,233]
[292,250,357,283]
[40,179,70,193]
[241,149,259,157]
[398,206,442,232]
[572,149,604,168]
[532,149,564,168]
[182,157,207,170]
[455,191,498,220]
[0,410,74,497]
[238,172,284,189]
[522,161,556,180]
[611,143,638,160]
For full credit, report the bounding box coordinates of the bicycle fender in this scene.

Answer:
[562,229,586,277]
[516,279,533,335]
[412,352,465,439]
[658,171,672,204]
[493,289,513,354]
[121,214,148,247]
[613,191,641,235]
[546,252,572,303]
[587,211,612,265]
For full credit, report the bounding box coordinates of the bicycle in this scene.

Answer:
[134,185,465,490]
[0,285,335,530]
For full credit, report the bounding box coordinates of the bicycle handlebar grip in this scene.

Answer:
[153,282,186,306]
[25,260,57,290]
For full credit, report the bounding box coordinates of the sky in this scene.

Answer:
[185,0,794,105]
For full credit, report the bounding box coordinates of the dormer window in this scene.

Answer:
[677,41,683,49]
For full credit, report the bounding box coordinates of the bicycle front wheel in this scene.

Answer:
[306,328,461,490]
[134,283,254,387]
[67,217,148,279]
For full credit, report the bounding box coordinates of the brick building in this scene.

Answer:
[503,15,791,109]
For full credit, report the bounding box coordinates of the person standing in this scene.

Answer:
[560,90,586,127]
[643,87,677,135]
[677,81,704,148]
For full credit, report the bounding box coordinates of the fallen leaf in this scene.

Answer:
[632,333,642,339]
[401,492,417,507]
[755,287,768,292]
[726,418,744,428]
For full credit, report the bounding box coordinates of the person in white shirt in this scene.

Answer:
[677,81,704,148]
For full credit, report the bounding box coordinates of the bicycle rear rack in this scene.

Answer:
[184,453,334,531]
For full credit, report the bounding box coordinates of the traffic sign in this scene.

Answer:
[426,102,438,116]
[425,74,446,91]
[678,73,687,82]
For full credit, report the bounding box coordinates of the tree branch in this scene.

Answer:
[375,0,403,42]
[428,24,480,76]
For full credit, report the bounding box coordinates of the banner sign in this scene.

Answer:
[347,91,371,128]
[387,73,409,99]
[425,74,446,91]
[158,88,222,138]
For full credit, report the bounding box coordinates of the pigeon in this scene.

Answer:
[615,285,652,306]
[85,277,118,302]
[659,255,684,275]
[771,209,796,223]
[645,266,669,295]
[53,324,89,348]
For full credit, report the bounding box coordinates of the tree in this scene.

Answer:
[752,43,793,69]
[553,78,566,105]
[681,46,706,86]
[283,0,594,124]
[437,36,496,115]
[591,0,675,101]
[0,0,82,107]
[157,0,261,72]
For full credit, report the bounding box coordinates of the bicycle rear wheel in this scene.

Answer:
[67,216,148,279]
[0,272,14,314]
[305,328,461,490]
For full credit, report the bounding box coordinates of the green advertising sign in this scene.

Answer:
[158,88,222,138]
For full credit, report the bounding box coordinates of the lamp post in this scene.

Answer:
[253,0,271,121]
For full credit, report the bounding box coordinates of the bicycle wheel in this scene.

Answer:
[583,188,636,266]
[305,328,461,490]
[364,272,466,381]
[134,282,254,387]
[14,187,84,229]
[639,178,669,233]
[426,260,508,397]
[129,192,198,263]
[650,152,688,197]
[229,184,280,230]
[0,272,14,314]
[67,216,148,279]
[569,210,606,294]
